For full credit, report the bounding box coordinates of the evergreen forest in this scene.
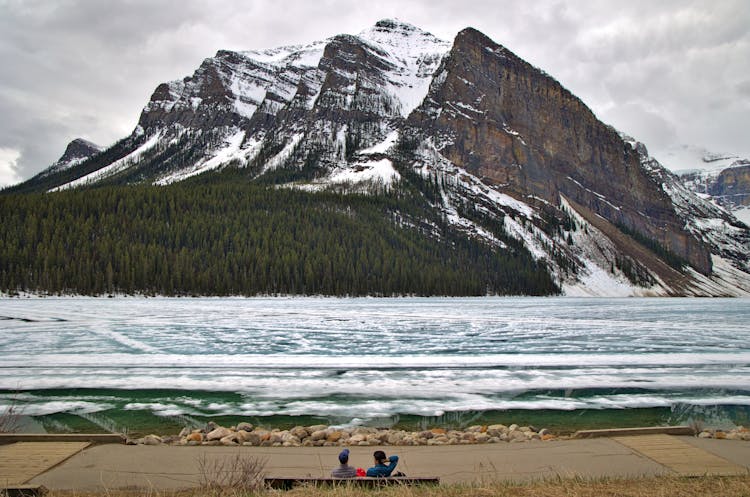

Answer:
[0,177,559,297]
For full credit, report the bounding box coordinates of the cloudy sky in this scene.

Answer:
[1,0,748,186]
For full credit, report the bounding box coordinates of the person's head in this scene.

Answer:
[373,450,387,464]
[338,448,350,464]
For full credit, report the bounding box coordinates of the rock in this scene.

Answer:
[140,434,163,445]
[253,429,271,441]
[310,430,328,441]
[474,433,490,443]
[243,432,261,445]
[541,434,556,441]
[235,430,251,443]
[206,427,233,441]
[466,425,484,433]
[387,432,405,445]
[307,424,328,435]
[327,431,344,443]
[237,422,254,432]
[715,431,727,439]
[349,434,366,444]
[538,428,550,437]
[186,432,204,443]
[509,431,527,443]
[698,431,712,439]
[519,426,532,433]
[419,430,434,440]
[290,426,309,440]
[375,431,390,443]
[270,433,283,444]
[508,424,519,432]
[179,427,192,438]
[487,425,508,437]
[430,428,447,435]
[205,422,219,432]
[220,434,239,446]
[282,433,301,444]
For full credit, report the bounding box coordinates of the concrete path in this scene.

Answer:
[614,435,747,476]
[0,442,90,485]
[21,436,750,492]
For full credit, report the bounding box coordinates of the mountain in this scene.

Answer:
[4,20,750,297]
[660,145,750,226]
[38,138,102,178]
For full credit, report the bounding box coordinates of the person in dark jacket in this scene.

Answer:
[331,448,358,478]
[366,450,399,477]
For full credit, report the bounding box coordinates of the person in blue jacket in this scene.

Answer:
[366,450,399,477]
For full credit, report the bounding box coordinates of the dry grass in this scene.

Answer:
[45,474,750,497]
[0,393,23,433]
[195,453,267,494]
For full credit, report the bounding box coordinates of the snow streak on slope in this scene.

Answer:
[155,130,264,185]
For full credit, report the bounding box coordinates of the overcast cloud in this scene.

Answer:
[1,0,748,186]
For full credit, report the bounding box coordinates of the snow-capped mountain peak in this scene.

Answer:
[17,21,750,297]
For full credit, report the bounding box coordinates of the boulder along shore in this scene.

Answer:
[127,422,750,446]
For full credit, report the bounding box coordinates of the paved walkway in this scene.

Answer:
[614,434,747,476]
[3,436,745,492]
[0,441,90,486]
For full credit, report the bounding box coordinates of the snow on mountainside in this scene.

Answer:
[16,20,750,297]
[660,144,750,227]
[40,138,102,177]
[624,136,750,295]
[657,144,746,175]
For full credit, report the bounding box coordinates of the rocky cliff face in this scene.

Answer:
[681,162,750,210]
[13,20,750,296]
[407,28,712,275]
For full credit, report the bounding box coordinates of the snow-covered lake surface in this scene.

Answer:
[2,297,749,431]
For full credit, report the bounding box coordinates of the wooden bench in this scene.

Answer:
[264,477,440,490]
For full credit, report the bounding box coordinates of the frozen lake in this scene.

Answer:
[1,297,749,432]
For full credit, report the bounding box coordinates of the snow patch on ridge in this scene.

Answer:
[51,132,164,191]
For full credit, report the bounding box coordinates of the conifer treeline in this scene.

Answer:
[0,182,559,296]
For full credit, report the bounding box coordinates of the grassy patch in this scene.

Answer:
[47,474,750,497]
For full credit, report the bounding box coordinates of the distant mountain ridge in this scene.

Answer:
[659,145,750,226]
[38,138,102,178]
[5,19,750,297]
